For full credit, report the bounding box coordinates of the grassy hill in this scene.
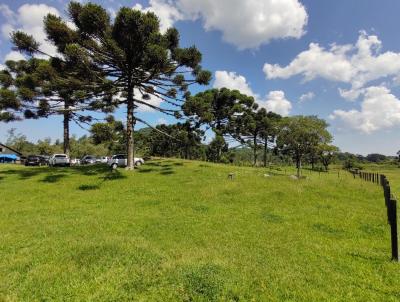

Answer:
[0,159,399,301]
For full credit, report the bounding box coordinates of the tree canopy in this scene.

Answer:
[11,1,211,169]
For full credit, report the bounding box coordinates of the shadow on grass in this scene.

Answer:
[41,173,67,183]
[160,170,175,175]
[348,252,382,263]
[78,184,100,191]
[0,168,52,180]
[138,168,155,173]
[100,170,127,181]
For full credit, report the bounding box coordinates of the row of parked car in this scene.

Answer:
[24,154,145,168]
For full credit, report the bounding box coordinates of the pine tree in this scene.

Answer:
[13,2,210,169]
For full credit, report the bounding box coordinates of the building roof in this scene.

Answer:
[0,143,23,156]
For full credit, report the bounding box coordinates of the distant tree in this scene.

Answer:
[90,115,125,153]
[21,2,211,169]
[365,153,387,163]
[206,135,229,162]
[235,108,282,166]
[318,144,339,171]
[184,88,255,162]
[36,138,61,155]
[277,116,332,177]
[234,107,263,166]
[259,111,281,167]
[148,122,204,159]
[5,128,36,155]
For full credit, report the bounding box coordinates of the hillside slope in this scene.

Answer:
[0,159,398,301]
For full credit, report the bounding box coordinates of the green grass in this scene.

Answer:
[0,160,399,301]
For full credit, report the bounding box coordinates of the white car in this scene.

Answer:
[99,156,109,164]
[49,154,70,167]
[70,158,81,166]
[108,154,144,169]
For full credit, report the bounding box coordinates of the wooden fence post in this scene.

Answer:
[389,198,399,261]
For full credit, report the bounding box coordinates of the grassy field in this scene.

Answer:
[0,159,399,301]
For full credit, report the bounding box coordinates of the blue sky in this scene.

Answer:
[1,0,400,155]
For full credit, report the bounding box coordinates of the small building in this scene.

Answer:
[0,143,22,163]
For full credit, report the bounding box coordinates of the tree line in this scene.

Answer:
[0,1,338,176]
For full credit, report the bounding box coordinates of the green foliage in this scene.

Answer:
[184,88,255,135]
[277,116,333,176]
[206,135,228,162]
[39,1,211,168]
[148,122,205,160]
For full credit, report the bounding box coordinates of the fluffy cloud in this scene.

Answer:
[133,0,183,33]
[134,88,163,112]
[331,86,400,133]
[261,91,292,116]
[213,71,255,97]
[213,70,292,116]
[1,4,60,61]
[135,0,308,49]
[299,91,315,103]
[4,51,25,61]
[264,31,400,100]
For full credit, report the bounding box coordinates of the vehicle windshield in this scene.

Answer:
[55,155,67,158]
[28,156,38,160]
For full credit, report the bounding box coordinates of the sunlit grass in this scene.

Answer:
[0,160,398,301]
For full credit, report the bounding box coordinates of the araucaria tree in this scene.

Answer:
[234,107,281,166]
[277,116,332,177]
[28,2,211,169]
[9,29,113,156]
[183,88,255,162]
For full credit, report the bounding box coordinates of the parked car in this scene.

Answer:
[41,155,50,165]
[25,155,46,166]
[81,155,97,165]
[49,154,70,167]
[108,154,144,169]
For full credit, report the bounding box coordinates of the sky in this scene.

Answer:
[1,0,400,155]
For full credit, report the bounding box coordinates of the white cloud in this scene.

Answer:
[213,70,292,116]
[1,4,60,62]
[299,91,315,103]
[135,0,308,49]
[261,91,292,116]
[213,71,255,97]
[1,23,14,39]
[264,31,400,100]
[134,88,163,112]
[133,0,184,33]
[331,86,400,133]
[4,51,25,61]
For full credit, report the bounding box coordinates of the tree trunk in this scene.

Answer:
[126,85,135,170]
[63,103,70,157]
[253,135,257,166]
[296,153,301,178]
[263,140,268,167]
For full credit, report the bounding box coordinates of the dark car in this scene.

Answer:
[25,155,46,166]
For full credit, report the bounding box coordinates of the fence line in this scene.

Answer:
[350,169,398,261]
